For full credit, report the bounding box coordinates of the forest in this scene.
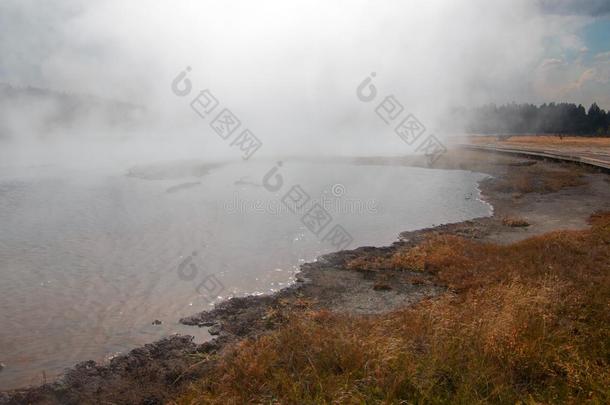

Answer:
[455,102,610,136]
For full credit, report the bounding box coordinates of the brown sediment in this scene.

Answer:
[3,149,609,404]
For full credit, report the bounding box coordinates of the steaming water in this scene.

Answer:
[0,160,492,389]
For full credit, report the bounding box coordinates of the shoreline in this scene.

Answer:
[3,149,610,404]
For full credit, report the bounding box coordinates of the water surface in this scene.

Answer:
[0,159,492,389]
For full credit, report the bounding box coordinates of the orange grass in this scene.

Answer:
[502,217,530,227]
[174,212,610,404]
[469,135,610,148]
[485,163,585,194]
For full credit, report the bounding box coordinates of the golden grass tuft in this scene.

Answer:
[486,163,586,195]
[174,212,610,404]
[502,217,530,227]
[469,135,610,148]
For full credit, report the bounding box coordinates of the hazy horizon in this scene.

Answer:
[0,0,609,165]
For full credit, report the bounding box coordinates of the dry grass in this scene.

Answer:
[485,163,586,194]
[502,217,530,227]
[469,135,610,148]
[174,212,610,405]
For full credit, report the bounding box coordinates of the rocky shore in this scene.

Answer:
[3,149,609,405]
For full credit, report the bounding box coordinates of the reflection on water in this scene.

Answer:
[0,160,492,389]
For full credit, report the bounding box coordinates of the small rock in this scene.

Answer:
[208,324,222,335]
[0,362,5,371]
[373,283,392,291]
[152,320,162,325]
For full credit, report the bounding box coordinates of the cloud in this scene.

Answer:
[569,68,597,90]
[538,0,610,16]
[595,51,610,60]
[534,53,610,111]
[539,58,565,70]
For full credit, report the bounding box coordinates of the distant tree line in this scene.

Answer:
[455,102,610,136]
[0,83,145,138]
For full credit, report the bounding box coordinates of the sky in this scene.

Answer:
[533,8,610,109]
[0,0,608,157]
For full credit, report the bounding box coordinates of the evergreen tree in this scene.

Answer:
[460,102,609,136]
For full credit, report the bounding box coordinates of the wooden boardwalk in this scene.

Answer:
[461,143,610,172]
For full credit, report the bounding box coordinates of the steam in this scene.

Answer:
[0,0,607,165]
